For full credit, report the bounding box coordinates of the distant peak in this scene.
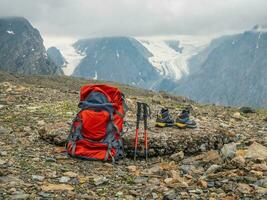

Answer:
[47,46,60,51]
[251,24,267,32]
[0,16,28,22]
[0,16,32,29]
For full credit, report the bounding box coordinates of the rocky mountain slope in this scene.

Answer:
[47,46,67,68]
[0,17,62,75]
[174,28,267,108]
[51,35,210,89]
[72,36,163,89]
[0,71,266,199]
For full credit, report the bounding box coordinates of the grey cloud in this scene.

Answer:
[0,0,267,38]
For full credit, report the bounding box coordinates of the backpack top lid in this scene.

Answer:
[80,84,124,107]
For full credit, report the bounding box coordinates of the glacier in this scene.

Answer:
[43,36,85,76]
[44,35,212,79]
[137,36,212,80]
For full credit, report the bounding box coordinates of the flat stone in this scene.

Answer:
[63,171,78,178]
[32,175,45,182]
[220,123,229,128]
[127,165,137,172]
[103,163,113,168]
[189,189,202,194]
[170,151,184,161]
[41,183,74,191]
[206,164,221,174]
[93,176,108,186]
[0,151,7,156]
[164,178,174,184]
[134,176,148,184]
[78,194,94,199]
[38,192,52,198]
[221,142,236,159]
[59,176,70,183]
[10,193,30,200]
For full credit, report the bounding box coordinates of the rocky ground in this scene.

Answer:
[0,72,267,199]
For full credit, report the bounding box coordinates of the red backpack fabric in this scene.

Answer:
[66,84,128,162]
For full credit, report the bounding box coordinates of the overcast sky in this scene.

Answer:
[0,0,267,38]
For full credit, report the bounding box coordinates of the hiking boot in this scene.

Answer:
[155,108,174,127]
[175,109,197,128]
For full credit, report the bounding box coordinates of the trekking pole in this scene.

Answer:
[143,103,150,161]
[134,102,142,161]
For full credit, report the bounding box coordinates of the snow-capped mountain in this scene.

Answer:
[137,36,211,80]
[71,37,161,89]
[2,16,265,107]
[43,35,212,84]
[43,36,86,76]
[173,27,267,108]
[58,43,86,76]
[43,29,267,107]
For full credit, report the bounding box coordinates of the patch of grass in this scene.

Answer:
[124,175,135,185]
[35,101,78,119]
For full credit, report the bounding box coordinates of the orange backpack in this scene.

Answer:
[66,84,128,162]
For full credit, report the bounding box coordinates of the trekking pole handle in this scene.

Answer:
[137,102,142,115]
[142,103,149,161]
[136,102,142,126]
[143,103,148,129]
[143,103,151,126]
[134,102,142,161]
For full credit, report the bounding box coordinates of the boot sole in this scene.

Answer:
[155,122,173,127]
[174,122,187,128]
[174,122,197,129]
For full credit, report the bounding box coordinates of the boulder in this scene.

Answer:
[239,107,256,114]
[245,142,267,160]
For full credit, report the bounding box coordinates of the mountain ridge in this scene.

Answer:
[0,17,63,75]
[72,36,162,89]
[174,30,267,108]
